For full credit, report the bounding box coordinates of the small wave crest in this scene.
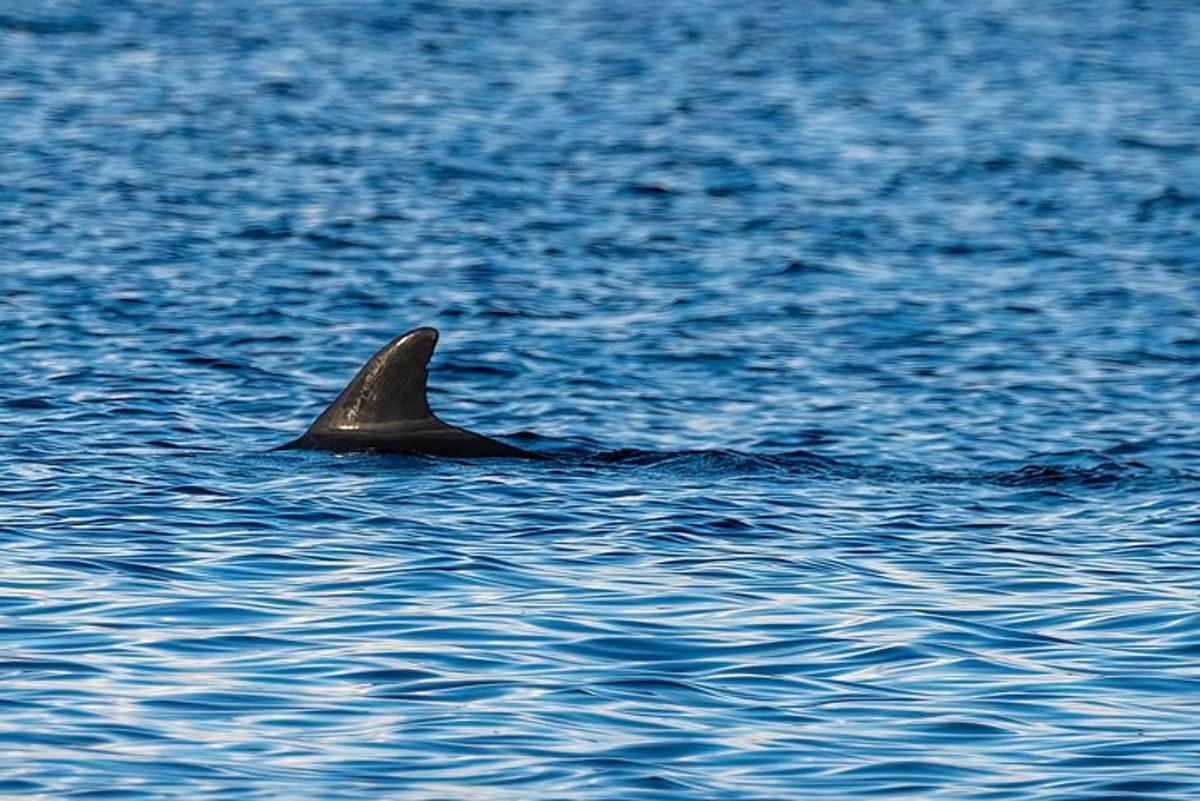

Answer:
[518,440,1188,488]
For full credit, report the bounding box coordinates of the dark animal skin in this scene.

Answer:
[280,327,543,459]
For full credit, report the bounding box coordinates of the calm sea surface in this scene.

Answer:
[2,1,1199,798]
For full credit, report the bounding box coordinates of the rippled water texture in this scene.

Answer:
[3,1,1200,798]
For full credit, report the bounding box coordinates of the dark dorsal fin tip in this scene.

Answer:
[307,326,440,432]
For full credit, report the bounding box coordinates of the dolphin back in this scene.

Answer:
[281,327,542,459]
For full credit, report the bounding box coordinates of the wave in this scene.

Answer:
[510,439,1193,489]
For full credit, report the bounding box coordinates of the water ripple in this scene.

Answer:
[3,0,1200,798]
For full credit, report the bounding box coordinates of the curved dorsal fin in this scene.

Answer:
[307,327,439,432]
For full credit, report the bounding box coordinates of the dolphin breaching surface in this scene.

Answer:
[281,327,541,459]
[5,1,1200,799]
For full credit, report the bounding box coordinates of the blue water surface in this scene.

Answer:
[2,1,1200,798]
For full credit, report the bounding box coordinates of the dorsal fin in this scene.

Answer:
[307,327,439,432]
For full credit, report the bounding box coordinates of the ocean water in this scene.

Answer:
[2,0,1200,798]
